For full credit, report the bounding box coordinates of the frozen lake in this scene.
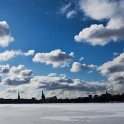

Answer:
[0,103,124,124]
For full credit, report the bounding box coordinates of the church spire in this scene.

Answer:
[18,91,20,100]
[41,90,45,101]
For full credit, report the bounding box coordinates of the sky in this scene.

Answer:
[0,0,124,99]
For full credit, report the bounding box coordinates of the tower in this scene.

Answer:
[41,90,45,101]
[18,91,20,100]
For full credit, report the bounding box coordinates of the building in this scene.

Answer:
[41,90,45,101]
[18,91,20,100]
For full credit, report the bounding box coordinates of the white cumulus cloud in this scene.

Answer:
[2,65,33,86]
[23,50,35,56]
[0,21,14,47]
[0,64,10,73]
[70,62,97,72]
[33,49,74,68]
[75,0,124,46]
[98,52,124,93]
[30,76,107,93]
[0,50,35,62]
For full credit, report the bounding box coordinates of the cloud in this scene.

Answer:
[75,24,124,46]
[113,52,119,56]
[23,50,35,56]
[59,2,77,19]
[2,65,33,86]
[48,73,66,78]
[79,56,84,61]
[33,49,74,68]
[88,71,93,74]
[0,72,109,99]
[0,21,14,47]
[70,62,97,72]
[30,76,107,93]
[98,53,124,75]
[0,50,35,62]
[0,64,107,98]
[9,65,32,77]
[0,64,10,73]
[0,50,21,62]
[3,77,31,86]
[3,83,39,99]
[98,52,124,93]
[74,0,124,46]
[79,0,117,20]
[60,2,71,14]
[48,73,57,77]
[66,10,77,19]
[0,64,114,98]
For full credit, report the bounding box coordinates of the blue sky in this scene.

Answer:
[0,0,124,98]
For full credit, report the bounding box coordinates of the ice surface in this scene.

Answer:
[0,103,124,124]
